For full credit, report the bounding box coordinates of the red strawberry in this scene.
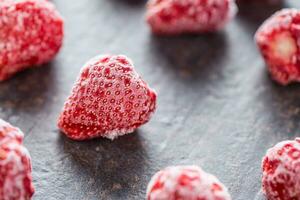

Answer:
[58,55,157,140]
[146,165,231,200]
[262,138,300,200]
[0,119,35,200]
[255,9,300,85]
[0,0,64,81]
[145,0,237,35]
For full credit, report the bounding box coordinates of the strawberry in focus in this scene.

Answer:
[145,0,237,35]
[0,0,64,81]
[255,9,300,85]
[58,55,157,140]
[146,165,231,200]
[262,138,300,200]
[0,119,35,200]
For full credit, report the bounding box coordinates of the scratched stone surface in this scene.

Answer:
[0,0,300,199]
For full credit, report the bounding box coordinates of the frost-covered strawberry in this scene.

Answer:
[0,119,35,200]
[146,0,237,35]
[262,138,300,200]
[255,9,300,85]
[58,55,157,140]
[0,0,64,81]
[147,165,231,200]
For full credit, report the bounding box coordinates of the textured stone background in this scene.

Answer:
[0,0,300,199]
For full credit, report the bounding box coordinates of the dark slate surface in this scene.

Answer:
[1,0,300,199]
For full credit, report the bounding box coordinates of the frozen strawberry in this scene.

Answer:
[146,165,231,200]
[0,119,35,200]
[261,138,300,200]
[255,9,300,85]
[145,0,237,35]
[58,55,157,140]
[0,0,64,81]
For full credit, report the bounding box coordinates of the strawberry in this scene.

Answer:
[262,138,300,200]
[0,0,64,81]
[0,119,35,200]
[255,9,300,85]
[145,0,237,35]
[147,165,231,200]
[58,55,157,140]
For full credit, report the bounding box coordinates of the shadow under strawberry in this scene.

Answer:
[148,33,228,87]
[257,69,300,139]
[0,62,59,116]
[60,132,151,199]
[105,0,147,7]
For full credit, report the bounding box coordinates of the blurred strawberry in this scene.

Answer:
[146,0,237,35]
[255,9,300,85]
[0,119,35,200]
[147,165,231,200]
[262,138,300,200]
[0,0,64,81]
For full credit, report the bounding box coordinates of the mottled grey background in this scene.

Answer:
[0,0,300,199]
